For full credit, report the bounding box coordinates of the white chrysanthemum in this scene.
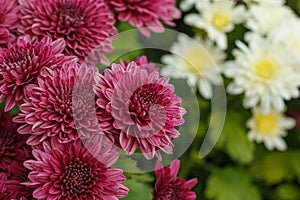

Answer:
[246,3,295,35]
[184,0,246,49]
[180,0,200,11]
[161,34,225,99]
[224,33,300,114]
[269,16,300,66]
[243,0,285,6]
[247,107,295,151]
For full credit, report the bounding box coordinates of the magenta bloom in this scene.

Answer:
[109,0,181,37]
[0,0,20,47]
[153,160,198,200]
[13,61,101,145]
[0,108,29,170]
[0,109,33,199]
[95,57,186,159]
[120,55,159,74]
[0,161,33,200]
[19,0,117,63]
[23,138,128,200]
[0,36,70,112]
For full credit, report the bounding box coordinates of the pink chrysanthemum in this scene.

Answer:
[19,0,117,63]
[0,35,71,112]
[13,61,101,145]
[0,161,33,200]
[23,138,128,200]
[94,56,158,148]
[0,108,29,170]
[153,160,198,200]
[120,55,159,74]
[95,57,186,159]
[0,109,33,199]
[0,0,20,48]
[109,0,181,37]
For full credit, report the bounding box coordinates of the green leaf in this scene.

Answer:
[276,184,300,200]
[289,151,300,182]
[220,111,255,164]
[250,152,294,184]
[123,174,154,200]
[112,153,142,173]
[205,167,261,200]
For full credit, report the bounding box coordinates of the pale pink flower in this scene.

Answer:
[95,58,186,160]
[153,160,198,200]
[13,61,101,145]
[19,0,117,63]
[0,0,20,47]
[109,0,181,37]
[0,36,70,112]
[23,138,128,200]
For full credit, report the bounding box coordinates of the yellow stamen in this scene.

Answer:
[183,48,209,74]
[255,59,275,79]
[255,111,278,133]
[212,14,230,30]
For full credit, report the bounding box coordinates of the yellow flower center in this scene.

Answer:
[255,59,275,79]
[182,48,209,74]
[255,111,278,133]
[212,13,230,30]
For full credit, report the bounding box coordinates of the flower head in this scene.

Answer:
[13,61,101,145]
[0,109,33,199]
[0,36,70,112]
[162,34,225,99]
[19,0,117,63]
[153,159,198,200]
[246,2,295,35]
[268,16,300,66]
[0,0,20,47]
[0,161,33,200]
[184,0,246,49]
[109,0,181,37]
[224,33,300,114]
[120,55,159,74]
[94,56,159,146]
[0,108,29,170]
[247,107,295,151]
[95,57,186,159]
[23,138,128,200]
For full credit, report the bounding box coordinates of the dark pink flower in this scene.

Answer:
[0,109,33,199]
[19,0,117,63]
[95,58,186,160]
[153,160,198,200]
[287,110,300,130]
[120,55,159,74]
[109,0,181,37]
[0,0,20,47]
[0,161,33,200]
[13,61,101,145]
[0,35,71,112]
[23,138,128,200]
[0,108,29,170]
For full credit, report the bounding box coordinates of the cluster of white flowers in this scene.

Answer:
[162,0,299,151]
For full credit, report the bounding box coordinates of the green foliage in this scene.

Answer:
[250,151,300,184]
[205,167,261,200]
[218,111,255,164]
[122,174,154,200]
[276,184,300,200]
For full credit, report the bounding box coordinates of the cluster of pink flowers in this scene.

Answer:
[0,0,197,199]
